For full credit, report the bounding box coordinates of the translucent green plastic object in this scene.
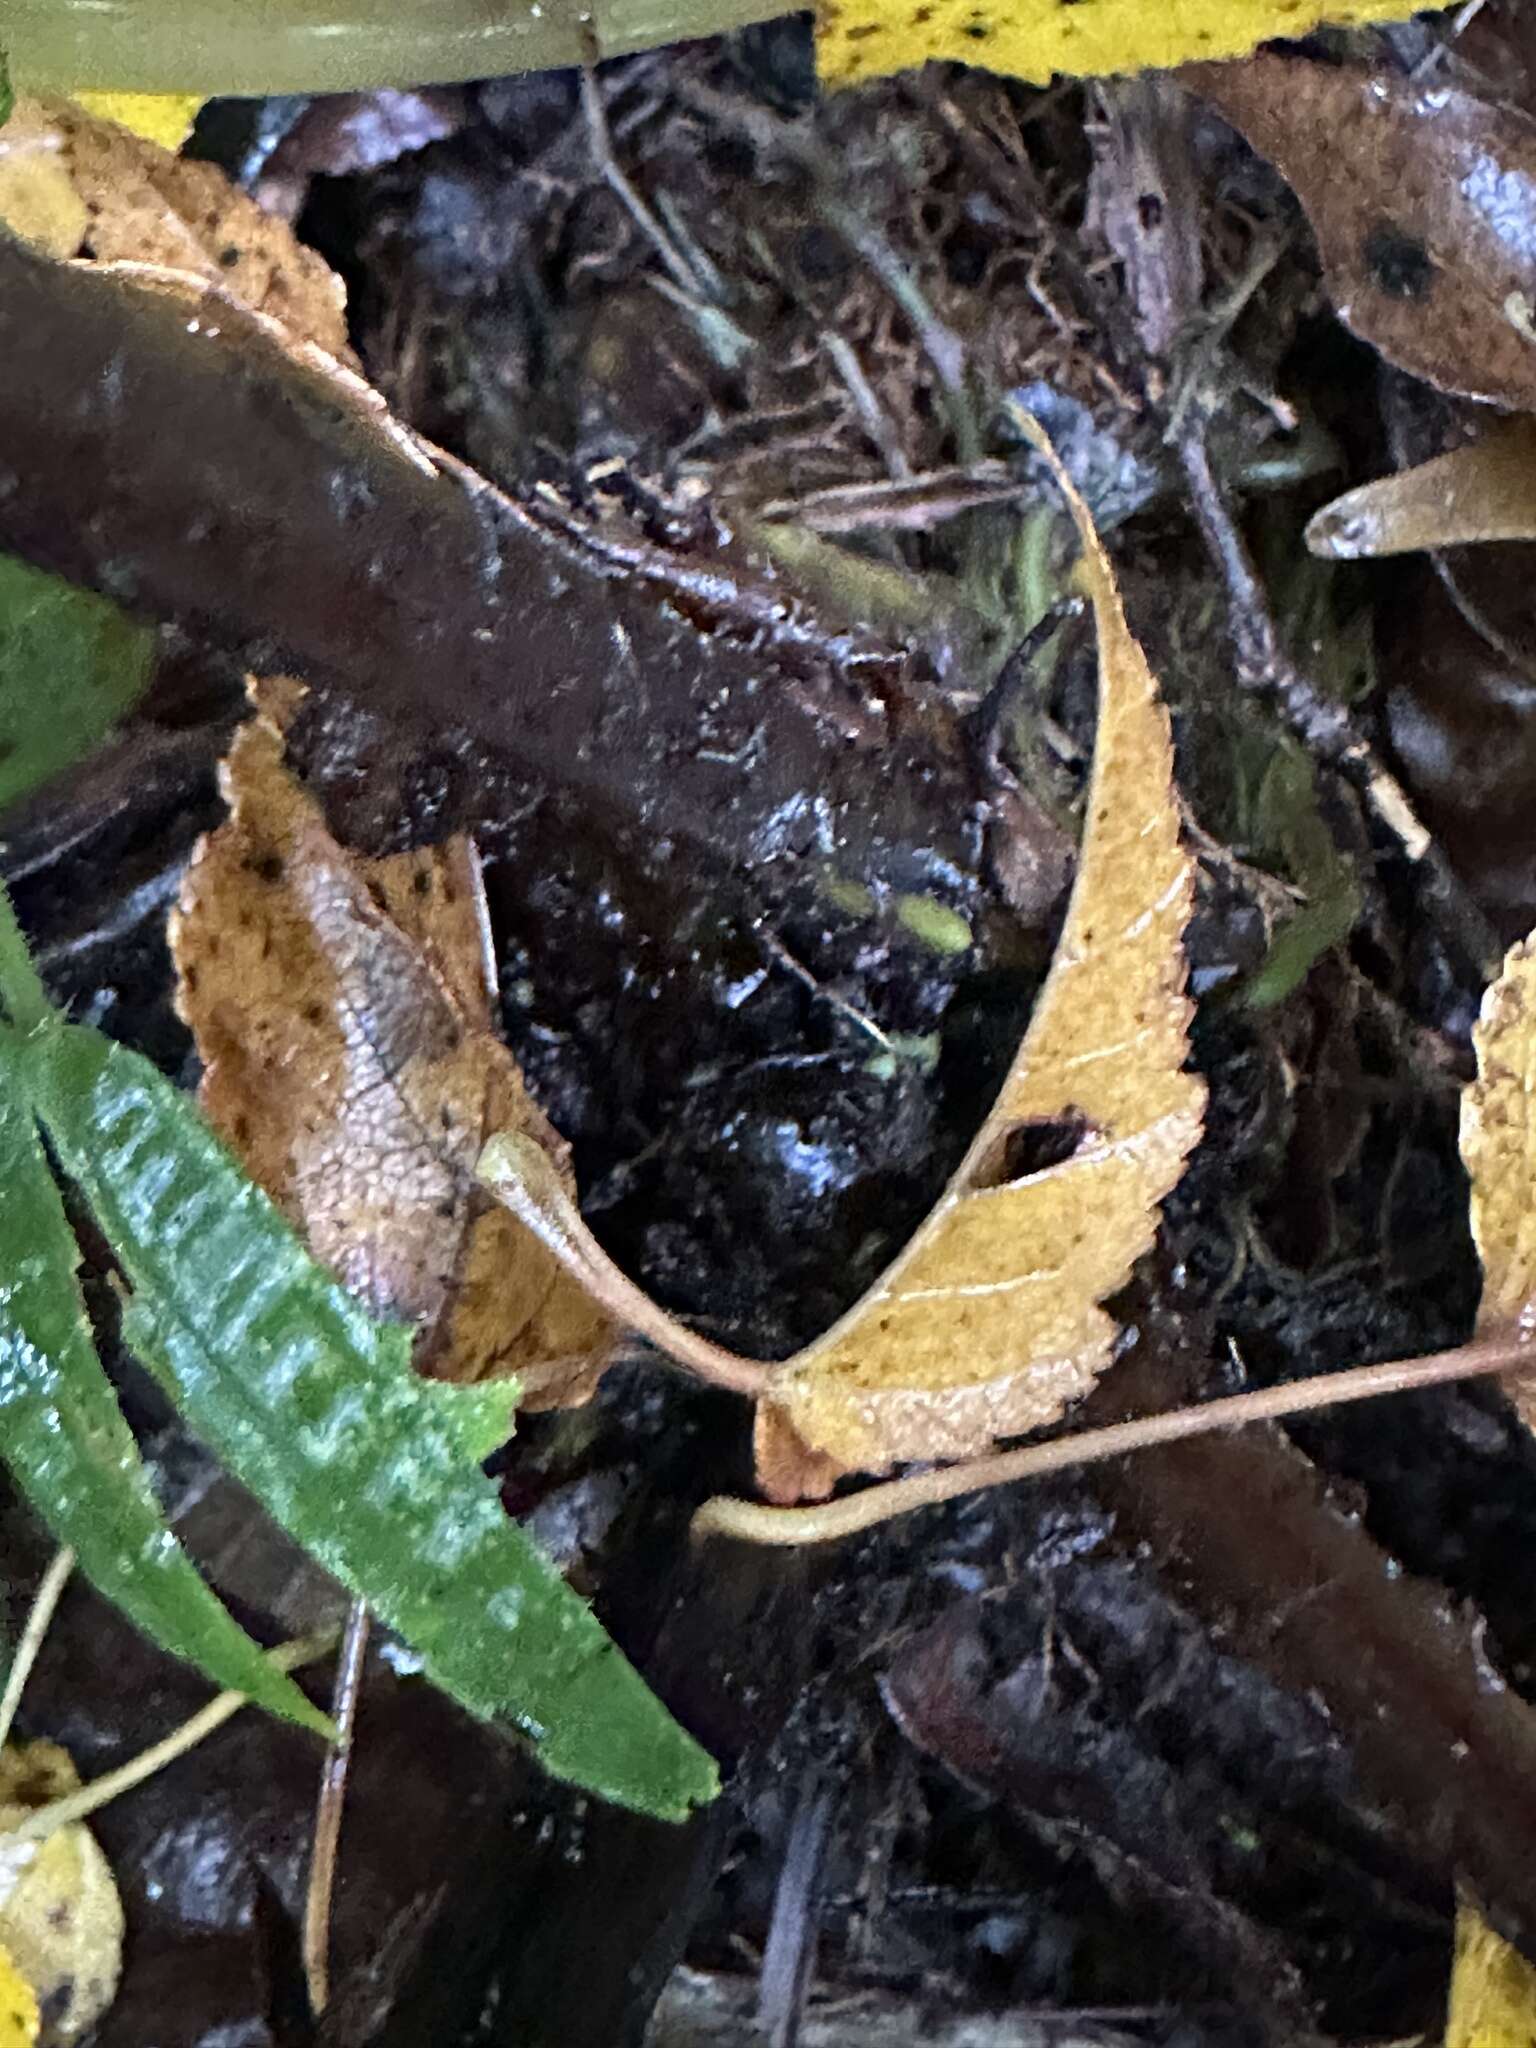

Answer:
[6,0,782,96]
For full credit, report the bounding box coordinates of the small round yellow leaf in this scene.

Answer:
[0,1745,124,2047]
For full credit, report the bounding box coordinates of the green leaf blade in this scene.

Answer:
[0,554,155,813]
[29,1021,718,1819]
[0,1047,331,1733]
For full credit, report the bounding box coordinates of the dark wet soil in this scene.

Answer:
[10,15,1536,2046]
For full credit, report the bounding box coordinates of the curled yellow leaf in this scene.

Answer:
[817,0,1419,89]
[758,417,1205,1476]
[1460,930,1536,1433]
[1307,419,1536,560]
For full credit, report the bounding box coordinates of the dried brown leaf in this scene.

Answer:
[1307,417,1536,559]
[478,420,1204,1485]
[1187,53,1536,410]
[0,96,348,356]
[1460,932,1536,1431]
[170,687,614,1407]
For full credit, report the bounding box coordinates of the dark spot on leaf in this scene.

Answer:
[304,1002,324,1024]
[249,850,284,884]
[845,21,884,37]
[233,1114,251,1143]
[1138,192,1164,232]
[219,244,241,267]
[412,867,433,896]
[1003,1109,1094,1179]
[964,20,989,35]
[1364,222,1436,300]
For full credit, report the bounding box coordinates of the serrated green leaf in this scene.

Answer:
[0,555,154,813]
[20,1019,717,1819]
[0,1039,331,1733]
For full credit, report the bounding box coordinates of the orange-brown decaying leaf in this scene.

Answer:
[754,419,1205,1478]
[170,686,614,1407]
[1460,933,1536,1432]
[0,96,349,356]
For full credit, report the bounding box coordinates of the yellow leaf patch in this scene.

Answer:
[1446,1901,1536,2048]
[817,0,1419,88]
[1460,931,1536,1434]
[71,92,203,152]
[0,1946,38,2048]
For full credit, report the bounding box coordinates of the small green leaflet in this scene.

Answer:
[12,1016,717,1818]
[0,1042,331,1733]
[0,555,155,812]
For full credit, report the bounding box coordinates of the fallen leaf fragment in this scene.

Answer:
[1307,418,1536,559]
[818,0,1416,88]
[171,686,615,1407]
[759,420,1204,1476]
[1445,1900,1536,2048]
[1187,54,1536,410]
[480,418,1205,1487]
[0,95,347,354]
[70,92,203,151]
[0,1947,37,2048]
[0,1745,122,2048]
[1461,929,1536,1432]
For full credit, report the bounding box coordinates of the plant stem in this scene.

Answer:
[692,1332,1533,1547]
[302,1600,370,2017]
[7,0,783,96]
[0,1548,73,1753]
[0,879,53,1037]
[0,1630,336,1846]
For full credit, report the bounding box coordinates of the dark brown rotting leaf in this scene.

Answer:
[0,236,1012,956]
[1093,1316,1536,1965]
[1185,52,1536,409]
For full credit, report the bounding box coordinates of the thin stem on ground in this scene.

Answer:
[0,1630,336,1847]
[692,1331,1533,1547]
[0,1547,73,1753]
[303,1599,371,2016]
[1175,421,1503,984]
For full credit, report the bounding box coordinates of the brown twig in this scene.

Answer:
[303,1597,371,2016]
[1175,420,1503,983]
[691,1330,1532,1547]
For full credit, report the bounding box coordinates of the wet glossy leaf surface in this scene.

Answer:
[15,1021,716,1818]
[0,1041,323,1730]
